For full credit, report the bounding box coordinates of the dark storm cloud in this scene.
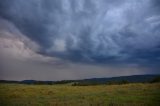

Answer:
[0,0,160,65]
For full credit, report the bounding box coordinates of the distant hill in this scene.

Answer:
[0,74,159,85]
[82,75,160,83]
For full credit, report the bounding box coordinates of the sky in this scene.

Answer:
[0,0,160,81]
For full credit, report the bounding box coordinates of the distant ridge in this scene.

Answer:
[0,74,159,85]
[82,74,160,84]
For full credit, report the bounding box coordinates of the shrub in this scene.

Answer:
[150,76,160,83]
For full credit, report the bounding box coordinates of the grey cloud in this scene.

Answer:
[0,0,160,80]
[0,0,160,74]
[0,17,64,66]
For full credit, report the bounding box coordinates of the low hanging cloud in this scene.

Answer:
[0,0,160,63]
[0,0,160,80]
[0,18,60,63]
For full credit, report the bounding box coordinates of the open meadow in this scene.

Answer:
[0,83,160,106]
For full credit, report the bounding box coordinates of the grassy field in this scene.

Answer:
[0,83,160,106]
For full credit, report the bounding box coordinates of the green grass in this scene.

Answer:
[0,83,160,106]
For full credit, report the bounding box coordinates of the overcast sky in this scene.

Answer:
[0,0,160,81]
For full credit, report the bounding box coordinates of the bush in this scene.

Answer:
[150,76,160,83]
[106,80,129,85]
